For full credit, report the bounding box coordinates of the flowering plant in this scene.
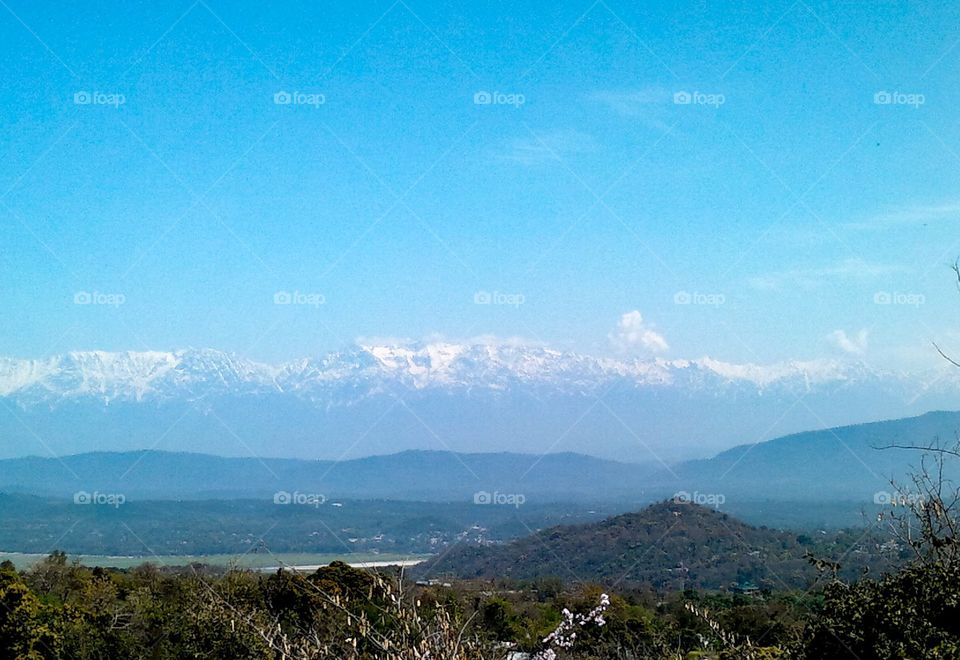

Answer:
[534,593,610,659]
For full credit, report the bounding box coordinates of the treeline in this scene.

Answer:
[2,547,959,658]
[0,553,801,658]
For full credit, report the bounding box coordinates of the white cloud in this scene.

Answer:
[498,129,597,166]
[748,258,908,291]
[589,88,670,114]
[588,88,674,131]
[827,328,869,355]
[610,310,669,353]
[844,201,960,231]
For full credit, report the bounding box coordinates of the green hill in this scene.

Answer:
[418,500,903,590]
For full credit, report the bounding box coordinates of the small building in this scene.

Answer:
[731,580,761,597]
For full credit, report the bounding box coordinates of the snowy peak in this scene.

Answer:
[0,349,275,404]
[0,342,935,407]
[664,357,878,389]
[0,342,955,463]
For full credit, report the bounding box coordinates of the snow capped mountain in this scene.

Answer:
[0,349,278,405]
[0,342,914,406]
[0,341,954,462]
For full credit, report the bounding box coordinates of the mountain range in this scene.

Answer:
[3,410,960,527]
[0,342,958,461]
[0,449,650,502]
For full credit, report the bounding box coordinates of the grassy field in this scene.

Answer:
[0,551,429,570]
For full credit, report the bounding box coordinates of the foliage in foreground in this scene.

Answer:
[0,545,957,659]
[4,453,960,658]
[0,553,790,659]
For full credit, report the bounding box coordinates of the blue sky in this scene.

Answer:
[2,0,960,367]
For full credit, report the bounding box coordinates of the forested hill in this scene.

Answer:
[417,501,903,590]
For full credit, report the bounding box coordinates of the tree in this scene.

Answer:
[0,566,62,659]
[799,447,960,657]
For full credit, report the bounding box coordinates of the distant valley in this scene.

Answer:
[2,410,959,531]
